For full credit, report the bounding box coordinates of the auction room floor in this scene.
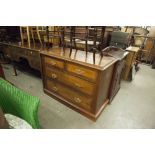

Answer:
[2,64,155,129]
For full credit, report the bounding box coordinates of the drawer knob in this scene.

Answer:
[51,73,57,79]
[52,86,58,92]
[74,83,82,88]
[75,69,84,75]
[74,97,82,103]
[51,61,56,66]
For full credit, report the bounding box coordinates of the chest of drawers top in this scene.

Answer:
[40,47,117,70]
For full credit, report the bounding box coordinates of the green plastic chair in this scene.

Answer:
[0,78,40,129]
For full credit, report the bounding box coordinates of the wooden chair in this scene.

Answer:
[63,26,106,64]
[45,26,63,49]
[20,26,31,48]
[20,26,44,48]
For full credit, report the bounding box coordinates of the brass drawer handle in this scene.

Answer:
[74,83,83,88]
[51,73,57,79]
[74,97,82,103]
[75,69,84,75]
[51,61,56,66]
[52,86,58,92]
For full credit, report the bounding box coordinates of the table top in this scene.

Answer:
[40,47,117,70]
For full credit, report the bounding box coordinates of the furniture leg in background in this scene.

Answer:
[12,61,17,76]
[0,63,5,79]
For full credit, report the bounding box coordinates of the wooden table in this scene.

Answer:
[40,47,117,121]
[0,42,41,71]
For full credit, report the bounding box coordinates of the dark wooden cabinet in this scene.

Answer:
[109,60,125,102]
[104,47,128,102]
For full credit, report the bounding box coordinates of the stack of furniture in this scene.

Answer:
[0,26,135,121]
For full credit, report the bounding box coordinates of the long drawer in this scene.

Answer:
[66,62,98,82]
[45,79,92,111]
[45,67,95,96]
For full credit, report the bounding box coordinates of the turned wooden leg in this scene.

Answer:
[12,62,17,76]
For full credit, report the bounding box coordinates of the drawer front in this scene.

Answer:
[44,56,64,69]
[66,63,98,82]
[45,79,92,111]
[45,67,95,96]
[29,50,40,58]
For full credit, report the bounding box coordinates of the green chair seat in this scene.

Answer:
[0,78,40,129]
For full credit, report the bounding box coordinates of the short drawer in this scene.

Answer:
[29,50,40,58]
[45,79,92,111]
[44,56,64,69]
[66,63,98,82]
[45,67,96,96]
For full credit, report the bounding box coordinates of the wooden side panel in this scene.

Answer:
[96,64,114,112]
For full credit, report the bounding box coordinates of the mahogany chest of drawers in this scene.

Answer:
[40,48,117,121]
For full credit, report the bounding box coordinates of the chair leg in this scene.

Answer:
[12,62,17,76]
[93,51,96,64]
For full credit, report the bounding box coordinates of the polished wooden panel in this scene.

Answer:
[66,62,98,82]
[45,66,96,96]
[45,79,92,111]
[44,56,64,69]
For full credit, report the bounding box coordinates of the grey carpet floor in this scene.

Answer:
[2,64,155,128]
